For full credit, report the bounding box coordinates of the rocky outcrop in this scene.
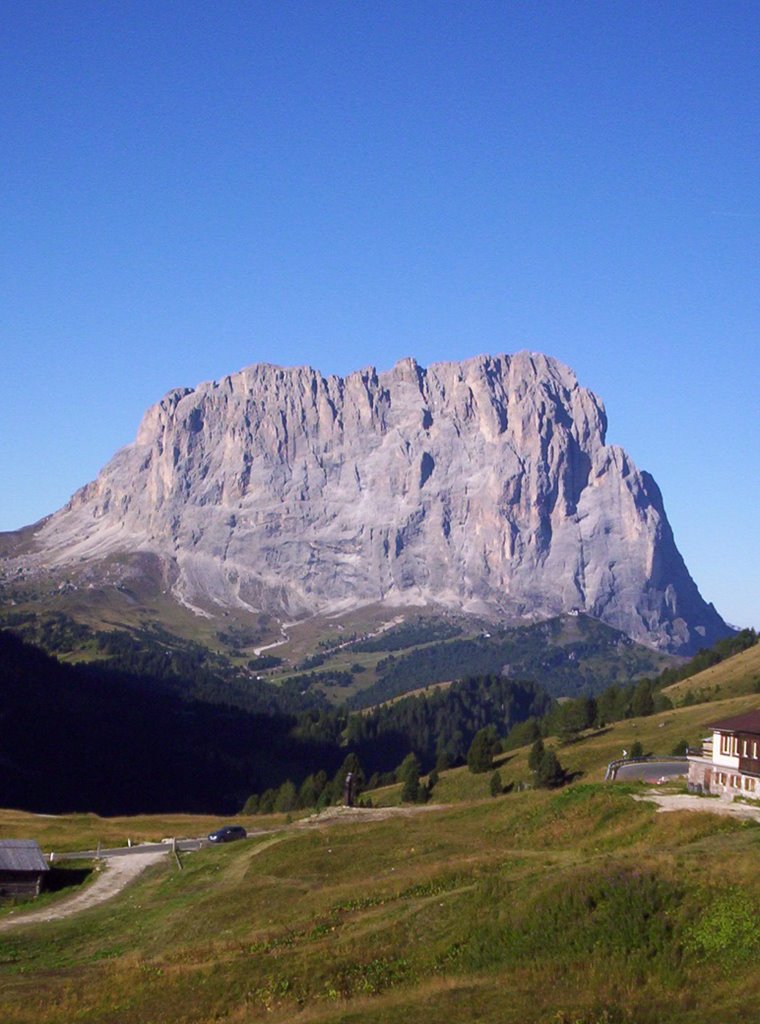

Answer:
[2,352,730,652]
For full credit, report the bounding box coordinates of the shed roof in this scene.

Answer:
[707,709,760,735]
[0,840,49,873]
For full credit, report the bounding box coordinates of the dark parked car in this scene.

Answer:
[207,825,247,843]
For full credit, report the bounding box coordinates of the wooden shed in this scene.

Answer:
[0,840,49,899]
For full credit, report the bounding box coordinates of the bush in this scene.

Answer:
[686,888,760,964]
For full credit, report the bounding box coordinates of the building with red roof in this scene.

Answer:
[688,709,760,797]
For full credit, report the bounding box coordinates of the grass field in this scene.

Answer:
[3,679,760,1023]
[2,787,759,1023]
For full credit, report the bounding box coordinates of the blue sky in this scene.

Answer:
[2,1,758,629]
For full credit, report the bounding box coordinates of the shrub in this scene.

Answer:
[686,888,760,964]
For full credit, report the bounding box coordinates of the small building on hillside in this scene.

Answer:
[0,840,49,899]
[688,709,760,797]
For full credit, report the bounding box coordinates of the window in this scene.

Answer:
[720,733,740,756]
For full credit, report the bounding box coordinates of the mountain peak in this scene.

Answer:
[1,351,729,653]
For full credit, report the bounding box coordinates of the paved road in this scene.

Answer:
[614,759,687,783]
[55,838,204,860]
[53,828,274,862]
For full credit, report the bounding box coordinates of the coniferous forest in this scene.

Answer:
[2,623,755,817]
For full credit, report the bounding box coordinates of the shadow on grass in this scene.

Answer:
[46,864,93,894]
[0,864,93,916]
[560,727,613,746]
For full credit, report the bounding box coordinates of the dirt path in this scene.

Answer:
[634,792,760,822]
[292,803,447,827]
[0,850,169,932]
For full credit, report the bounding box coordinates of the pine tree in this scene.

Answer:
[467,727,495,774]
[435,749,453,771]
[489,770,503,797]
[631,679,654,718]
[258,788,276,813]
[274,779,297,812]
[241,793,259,815]
[298,774,319,809]
[536,750,564,789]
[398,752,421,803]
[528,737,545,773]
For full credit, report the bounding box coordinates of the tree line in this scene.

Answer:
[2,619,753,817]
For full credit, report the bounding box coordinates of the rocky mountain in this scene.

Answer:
[0,351,730,653]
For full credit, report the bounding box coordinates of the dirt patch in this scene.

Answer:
[633,792,760,822]
[0,850,169,931]
[292,804,447,827]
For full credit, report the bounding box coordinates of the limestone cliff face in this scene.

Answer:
[8,352,729,652]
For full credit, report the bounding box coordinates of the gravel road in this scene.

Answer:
[634,792,760,822]
[0,849,169,931]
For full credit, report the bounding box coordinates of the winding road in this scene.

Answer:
[612,759,687,783]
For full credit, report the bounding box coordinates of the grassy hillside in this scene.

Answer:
[414,690,760,803]
[663,641,760,704]
[3,694,760,1023]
